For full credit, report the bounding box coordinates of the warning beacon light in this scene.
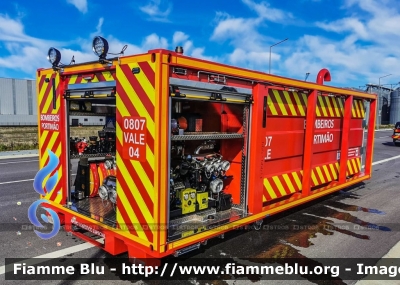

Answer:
[92,36,109,59]
[47,47,61,67]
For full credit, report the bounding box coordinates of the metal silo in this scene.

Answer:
[390,89,400,124]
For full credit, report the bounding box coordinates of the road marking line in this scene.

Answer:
[0,160,38,165]
[0,179,34,185]
[0,174,76,185]
[372,154,400,166]
[0,238,103,275]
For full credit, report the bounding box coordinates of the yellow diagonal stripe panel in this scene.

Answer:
[347,161,354,175]
[322,165,332,182]
[69,75,78,84]
[318,96,328,117]
[337,100,344,116]
[325,97,335,117]
[118,72,155,138]
[316,167,326,184]
[267,96,278,115]
[272,90,288,115]
[117,182,148,241]
[292,172,302,190]
[331,97,341,117]
[117,160,155,234]
[329,164,338,180]
[351,159,358,173]
[104,71,115,81]
[356,158,361,170]
[272,176,286,196]
[130,62,156,105]
[282,174,296,193]
[293,92,306,116]
[263,179,277,199]
[283,91,297,116]
[355,101,361,117]
[316,105,321,117]
[131,160,154,200]
[311,170,319,186]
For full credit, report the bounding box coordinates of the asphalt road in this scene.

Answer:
[1,130,400,285]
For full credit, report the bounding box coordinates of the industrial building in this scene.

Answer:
[0,77,105,126]
[1,77,400,126]
[366,84,400,126]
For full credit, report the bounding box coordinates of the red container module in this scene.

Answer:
[36,40,376,262]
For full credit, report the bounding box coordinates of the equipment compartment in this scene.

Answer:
[66,96,118,227]
[167,98,250,241]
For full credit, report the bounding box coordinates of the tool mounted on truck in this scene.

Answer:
[36,36,376,262]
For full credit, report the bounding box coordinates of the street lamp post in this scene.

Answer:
[305,72,310,81]
[269,38,288,74]
[378,74,392,130]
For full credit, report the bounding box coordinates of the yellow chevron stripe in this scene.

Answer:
[293,92,306,116]
[39,130,50,154]
[347,161,354,175]
[103,71,115,81]
[292,172,302,190]
[355,101,361,117]
[359,101,364,117]
[337,99,344,116]
[318,96,328,117]
[316,105,321,117]
[132,160,154,200]
[131,62,156,105]
[115,127,154,202]
[41,76,57,114]
[316,167,326,184]
[351,159,358,173]
[282,173,296,193]
[267,96,278,115]
[40,134,59,191]
[329,163,338,180]
[359,101,365,117]
[351,102,357,117]
[283,91,297,116]
[116,174,148,241]
[263,179,277,199]
[263,195,267,202]
[331,97,341,117]
[117,159,155,236]
[322,165,332,182]
[69,75,78,84]
[325,97,335,117]
[118,70,155,138]
[272,176,286,196]
[272,90,288,115]
[301,93,308,107]
[356,157,361,170]
[311,170,319,186]
[53,143,63,203]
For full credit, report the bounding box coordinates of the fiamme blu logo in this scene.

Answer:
[28,150,61,239]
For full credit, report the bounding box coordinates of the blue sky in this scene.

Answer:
[0,0,400,88]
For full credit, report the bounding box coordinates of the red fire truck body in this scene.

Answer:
[36,42,376,261]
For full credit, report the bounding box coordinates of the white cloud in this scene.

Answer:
[207,0,400,85]
[90,18,104,38]
[139,0,172,22]
[66,0,88,14]
[142,33,168,50]
[229,48,271,70]
[173,31,189,46]
[242,0,294,23]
